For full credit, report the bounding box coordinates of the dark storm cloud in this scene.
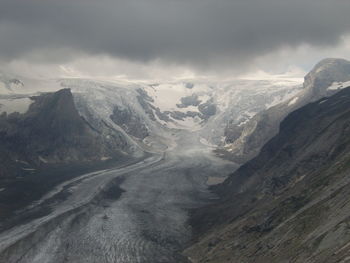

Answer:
[0,0,349,69]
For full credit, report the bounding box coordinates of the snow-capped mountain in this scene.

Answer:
[6,58,350,168]
[304,58,350,97]
[140,80,303,135]
[220,58,350,164]
[0,74,304,155]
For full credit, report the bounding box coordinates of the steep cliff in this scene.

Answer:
[0,88,130,180]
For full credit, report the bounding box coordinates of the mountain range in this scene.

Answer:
[0,58,350,262]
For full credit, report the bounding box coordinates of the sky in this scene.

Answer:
[0,0,350,80]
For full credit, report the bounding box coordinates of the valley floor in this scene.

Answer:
[0,131,235,263]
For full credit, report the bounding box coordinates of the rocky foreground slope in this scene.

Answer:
[185,86,350,262]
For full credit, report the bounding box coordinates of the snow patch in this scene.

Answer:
[288,96,299,106]
[200,137,217,148]
[166,116,202,131]
[0,98,33,114]
[144,83,195,112]
[175,105,200,113]
[38,156,48,164]
[327,81,350,91]
[206,176,227,185]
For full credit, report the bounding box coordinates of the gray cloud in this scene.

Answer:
[0,0,349,71]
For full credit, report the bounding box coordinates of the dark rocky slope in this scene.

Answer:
[0,89,133,219]
[185,86,350,263]
[222,58,350,164]
[0,89,128,171]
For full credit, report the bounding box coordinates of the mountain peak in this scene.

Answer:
[304,58,350,97]
[313,58,350,69]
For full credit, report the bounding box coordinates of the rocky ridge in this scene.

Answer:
[185,85,350,263]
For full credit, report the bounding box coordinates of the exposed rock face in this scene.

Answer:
[198,99,217,118]
[185,82,194,89]
[136,88,164,122]
[304,58,350,98]
[222,58,350,164]
[110,105,149,139]
[177,94,202,108]
[185,86,350,263]
[0,89,129,180]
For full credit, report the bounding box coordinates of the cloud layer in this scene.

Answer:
[0,0,350,73]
